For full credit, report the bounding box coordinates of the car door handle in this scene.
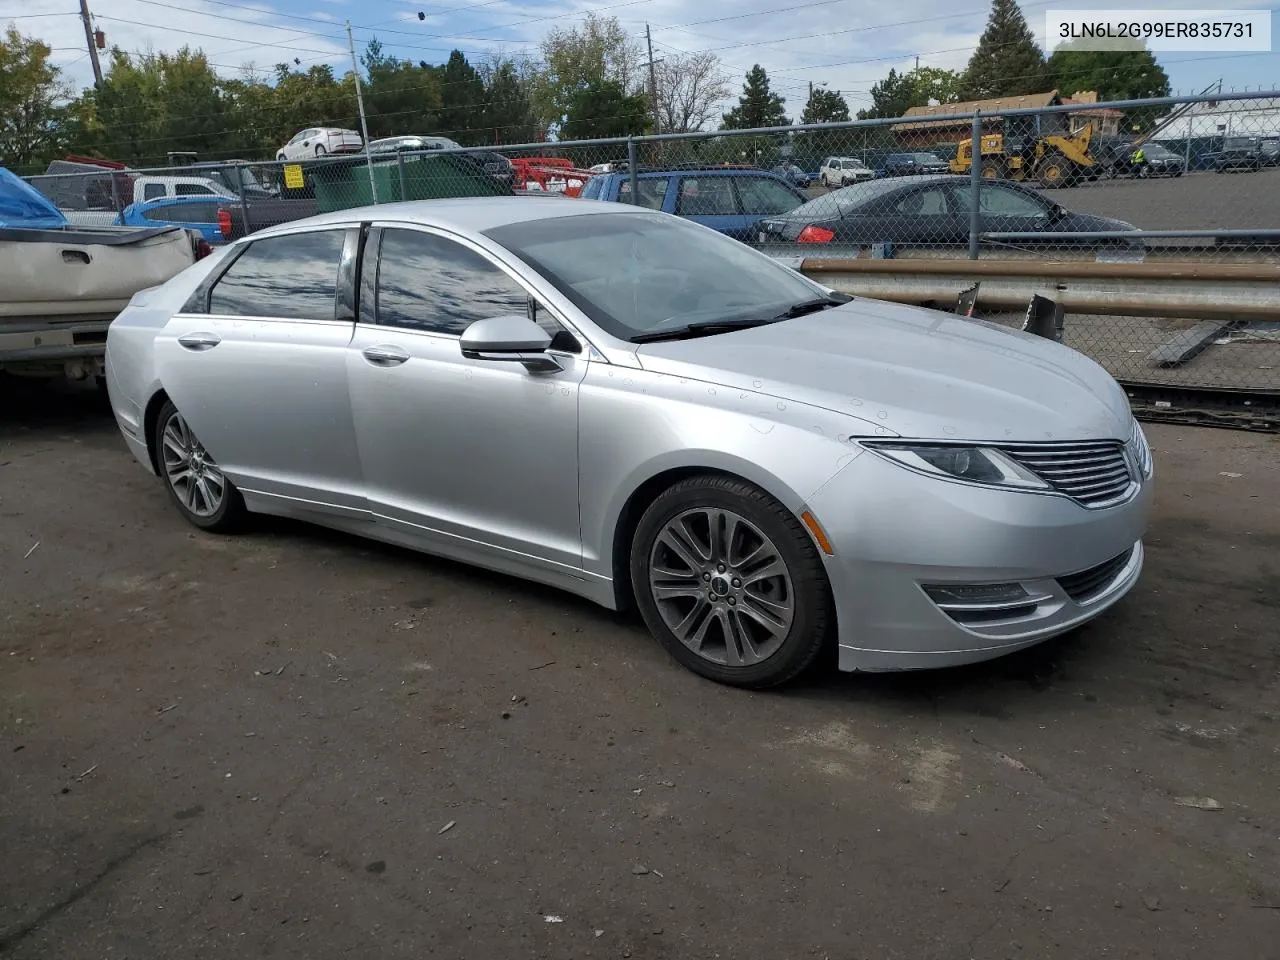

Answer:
[362,344,410,367]
[178,332,221,351]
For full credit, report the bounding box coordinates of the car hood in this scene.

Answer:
[633,299,1133,443]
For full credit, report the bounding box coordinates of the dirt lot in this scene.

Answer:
[2,380,1279,960]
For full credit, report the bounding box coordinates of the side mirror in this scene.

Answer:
[459,315,560,373]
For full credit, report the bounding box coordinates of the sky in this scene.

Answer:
[4,0,1278,117]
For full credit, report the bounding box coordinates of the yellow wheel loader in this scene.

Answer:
[949,124,1098,188]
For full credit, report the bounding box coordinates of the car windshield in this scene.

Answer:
[912,153,944,163]
[1224,137,1254,149]
[783,179,903,219]
[1144,144,1176,158]
[485,212,827,342]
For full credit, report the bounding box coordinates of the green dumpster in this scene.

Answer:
[312,153,512,212]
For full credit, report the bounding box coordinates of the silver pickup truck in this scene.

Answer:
[2,168,200,382]
[1,224,198,381]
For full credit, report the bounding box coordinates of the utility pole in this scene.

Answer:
[808,80,813,100]
[644,24,661,136]
[915,55,919,70]
[346,20,378,203]
[79,0,103,87]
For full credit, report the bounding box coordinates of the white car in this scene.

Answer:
[819,156,874,187]
[276,128,364,161]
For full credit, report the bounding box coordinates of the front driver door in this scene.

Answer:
[347,225,588,578]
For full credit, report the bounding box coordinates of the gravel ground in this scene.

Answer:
[2,379,1279,960]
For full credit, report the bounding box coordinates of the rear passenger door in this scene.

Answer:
[155,227,366,517]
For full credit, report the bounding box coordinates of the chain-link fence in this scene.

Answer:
[22,90,1280,392]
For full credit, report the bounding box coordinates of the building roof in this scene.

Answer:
[891,91,1062,132]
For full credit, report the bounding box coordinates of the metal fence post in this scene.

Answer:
[627,138,640,204]
[968,109,982,261]
[397,152,407,202]
[234,164,251,238]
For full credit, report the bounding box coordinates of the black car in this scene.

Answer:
[1260,138,1280,167]
[1133,142,1186,177]
[1216,136,1262,172]
[882,152,950,177]
[755,175,1138,248]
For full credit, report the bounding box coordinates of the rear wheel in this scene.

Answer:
[981,160,1005,180]
[315,144,327,156]
[630,475,833,689]
[154,400,244,532]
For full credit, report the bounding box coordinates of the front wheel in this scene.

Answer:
[630,475,834,688]
[154,400,244,532]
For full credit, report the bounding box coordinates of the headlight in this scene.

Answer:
[862,443,1049,490]
[1128,421,1154,479]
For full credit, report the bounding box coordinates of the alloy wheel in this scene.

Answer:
[160,411,226,518]
[647,507,796,667]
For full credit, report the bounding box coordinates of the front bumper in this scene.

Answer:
[805,447,1153,672]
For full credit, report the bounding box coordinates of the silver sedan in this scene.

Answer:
[104,197,1154,688]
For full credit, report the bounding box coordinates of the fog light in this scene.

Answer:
[922,582,1028,606]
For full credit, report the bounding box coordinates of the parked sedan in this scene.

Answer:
[276,127,364,161]
[757,175,1137,248]
[105,197,1152,688]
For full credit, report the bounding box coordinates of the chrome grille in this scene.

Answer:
[1058,547,1135,603]
[998,441,1134,507]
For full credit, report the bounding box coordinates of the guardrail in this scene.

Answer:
[796,257,1280,321]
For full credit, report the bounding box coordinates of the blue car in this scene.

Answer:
[116,195,235,243]
[579,168,808,241]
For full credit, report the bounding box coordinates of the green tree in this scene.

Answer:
[910,67,963,105]
[801,87,850,125]
[857,68,916,120]
[536,14,641,130]
[1048,40,1170,102]
[721,65,789,130]
[0,26,71,170]
[560,78,649,139]
[480,56,541,144]
[438,50,486,143]
[961,0,1050,99]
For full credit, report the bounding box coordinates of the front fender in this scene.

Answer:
[577,361,866,579]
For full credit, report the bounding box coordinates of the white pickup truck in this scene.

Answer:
[1,169,200,382]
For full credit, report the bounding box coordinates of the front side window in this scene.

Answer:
[675,177,737,216]
[175,183,214,196]
[142,183,165,201]
[736,177,803,216]
[208,230,346,320]
[618,177,669,210]
[486,212,824,342]
[375,229,547,337]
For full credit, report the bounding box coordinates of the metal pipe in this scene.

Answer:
[234,164,251,240]
[627,138,640,205]
[968,109,982,261]
[345,19,378,204]
[981,229,1280,240]
[397,152,407,201]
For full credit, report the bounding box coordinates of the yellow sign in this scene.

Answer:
[283,164,304,189]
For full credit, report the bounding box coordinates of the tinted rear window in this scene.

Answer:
[208,230,346,320]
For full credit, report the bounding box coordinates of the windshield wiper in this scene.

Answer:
[773,293,853,319]
[631,318,782,343]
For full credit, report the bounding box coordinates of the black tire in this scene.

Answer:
[315,144,327,157]
[152,399,244,533]
[629,475,834,689]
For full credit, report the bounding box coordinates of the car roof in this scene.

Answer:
[252,196,646,237]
